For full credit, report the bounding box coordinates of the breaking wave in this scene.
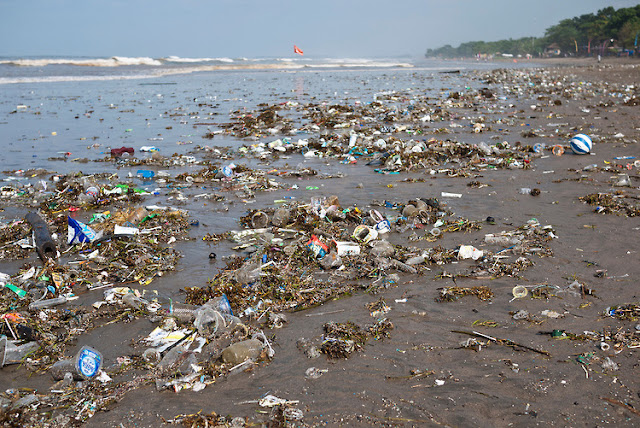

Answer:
[0,56,416,85]
[0,56,163,67]
[162,56,234,63]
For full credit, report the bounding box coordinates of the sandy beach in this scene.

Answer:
[0,58,639,427]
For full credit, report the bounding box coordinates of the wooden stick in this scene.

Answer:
[600,397,640,417]
[452,330,550,356]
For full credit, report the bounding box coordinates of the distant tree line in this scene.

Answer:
[426,5,640,58]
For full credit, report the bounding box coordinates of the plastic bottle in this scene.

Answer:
[220,338,263,365]
[28,296,67,311]
[76,193,93,205]
[156,346,194,375]
[234,264,262,285]
[205,294,233,315]
[169,303,198,323]
[477,142,492,156]
[126,207,148,226]
[484,234,521,245]
[519,188,532,195]
[326,206,346,221]
[390,259,417,274]
[405,255,425,265]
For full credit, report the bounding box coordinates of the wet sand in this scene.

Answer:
[1,60,639,427]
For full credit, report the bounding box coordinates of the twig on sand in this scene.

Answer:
[600,397,640,417]
[452,330,550,356]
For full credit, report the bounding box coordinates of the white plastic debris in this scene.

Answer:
[458,245,483,260]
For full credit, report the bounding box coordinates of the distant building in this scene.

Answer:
[545,43,561,56]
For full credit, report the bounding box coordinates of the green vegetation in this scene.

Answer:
[426,5,640,58]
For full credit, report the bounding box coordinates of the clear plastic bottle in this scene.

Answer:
[169,304,197,323]
[405,255,425,265]
[477,141,492,156]
[484,234,521,245]
[126,206,148,226]
[28,296,67,311]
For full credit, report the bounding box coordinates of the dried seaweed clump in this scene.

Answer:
[579,193,640,217]
[367,318,394,340]
[164,411,242,427]
[321,320,393,359]
[606,304,640,321]
[470,255,535,279]
[436,286,494,302]
[0,219,32,259]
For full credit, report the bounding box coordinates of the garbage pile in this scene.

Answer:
[186,197,557,319]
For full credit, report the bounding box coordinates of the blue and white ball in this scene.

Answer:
[569,134,593,155]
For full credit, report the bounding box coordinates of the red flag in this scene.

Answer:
[294,45,304,56]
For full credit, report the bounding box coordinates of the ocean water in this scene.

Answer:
[0,55,496,84]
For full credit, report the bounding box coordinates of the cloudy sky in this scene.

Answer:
[1,0,638,58]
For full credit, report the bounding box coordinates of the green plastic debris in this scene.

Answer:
[3,283,27,298]
[139,213,159,224]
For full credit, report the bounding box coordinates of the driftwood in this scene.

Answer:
[452,330,550,356]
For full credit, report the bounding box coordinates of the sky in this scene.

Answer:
[1,0,638,58]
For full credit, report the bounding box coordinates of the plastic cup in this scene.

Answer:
[251,211,269,229]
[0,337,40,367]
[50,346,103,381]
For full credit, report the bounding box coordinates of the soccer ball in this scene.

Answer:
[569,134,593,155]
